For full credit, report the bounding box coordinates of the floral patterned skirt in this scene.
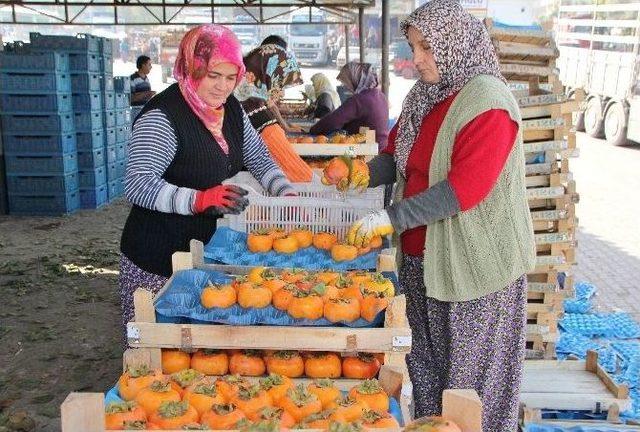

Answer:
[400,255,527,432]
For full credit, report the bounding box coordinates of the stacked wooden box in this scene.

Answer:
[486,19,581,359]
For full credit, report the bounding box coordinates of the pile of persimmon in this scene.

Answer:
[288,133,366,145]
[246,227,382,261]
[200,268,394,323]
[160,349,382,380]
[108,362,396,431]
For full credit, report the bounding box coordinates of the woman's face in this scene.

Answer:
[196,62,239,107]
[407,26,440,84]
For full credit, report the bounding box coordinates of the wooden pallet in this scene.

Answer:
[521,351,632,421]
[527,270,575,294]
[485,18,554,47]
[526,335,557,360]
[527,309,561,334]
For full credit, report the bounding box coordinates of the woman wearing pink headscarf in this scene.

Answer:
[118,25,294,340]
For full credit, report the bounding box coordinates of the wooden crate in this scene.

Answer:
[521,351,631,421]
[63,370,489,431]
[127,241,410,375]
[527,270,575,295]
[526,331,558,360]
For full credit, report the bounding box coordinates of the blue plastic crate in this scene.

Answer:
[106,161,117,181]
[6,171,78,195]
[108,178,123,201]
[113,76,131,94]
[0,51,69,73]
[72,92,102,112]
[116,126,130,143]
[1,112,75,134]
[0,93,73,114]
[2,133,76,155]
[30,32,100,53]
[115,109,127,126]
[8,189,80,215]
[104,127,116,146]
[5,152,77,175]
[103,110,116,129]
[71,73,101,92]
[74,111,104,132]
[115,93,129,109]
[80,184,108,209]
[77,148,105,170]
[105,145,117,164]
[76,129,103,151]
[102,74,114,92]
[99,38,113,56]
[101,57,113,75]
[102,91,116,110]
[116,143,126,161]
[115,160,125,178]
[0,72,71,94]
[78,166,107,188]
[68,53,100,73]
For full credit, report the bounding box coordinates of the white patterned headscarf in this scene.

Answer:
[395,0,505,176]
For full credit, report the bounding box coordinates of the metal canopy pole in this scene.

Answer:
[381,0,390,95]
[345,24,350,64]
[359,6,366,63]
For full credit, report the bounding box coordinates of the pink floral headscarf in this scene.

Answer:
[173,25,246,154]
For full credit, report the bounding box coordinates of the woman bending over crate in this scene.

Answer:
[119,24,295,343]
[322,1,535,430]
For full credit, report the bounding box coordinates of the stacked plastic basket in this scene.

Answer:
[0,46,80,215]
[111,75,132,202]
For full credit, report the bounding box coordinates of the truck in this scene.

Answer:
[288,8,330,66]
[556,0,640,146]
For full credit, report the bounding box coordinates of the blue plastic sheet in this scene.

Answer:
[560,313,640,339]
[204,227,378,271]
[154,269,389,327]
[565,282,598,314]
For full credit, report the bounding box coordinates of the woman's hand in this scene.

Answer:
[194,185,249,216]
[321,156,370,192]
[347,210,394,247]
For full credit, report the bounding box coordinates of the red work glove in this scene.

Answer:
[194,185,249,216]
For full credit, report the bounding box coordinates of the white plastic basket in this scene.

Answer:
[222,172,384,240]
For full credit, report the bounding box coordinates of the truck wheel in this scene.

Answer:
[584,97,605,138]
[604,102,629,146]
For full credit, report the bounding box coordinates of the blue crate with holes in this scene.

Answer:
[2,133,76,155]
[108,178,123,201]
[115,93,129,109]
[116,143,126,161]
[0,93,73,114]
[101,57,113,75]
[99,38,113,56]
[5,152,77,175]
[80,184,108,209]
[116,126,130,143]
[105,145,117,164]
[78,166,107,188]
[104,127,116,146]
[71,73,101,92]
[115,109,129,126]
[0,72,71,94]
[102,74,114,92]
[74,111,103,132]
[30,32,100,53]
[8,189,80,215]
[102,91,116,110]
[103,110,116,129]
[106,161,117,181]
[115,160,126,178]
[76,129,103,151]
[114,76,131,94]
[6,171,78,195]
[68,53,100,73]
[0,51,69,73]
[77,148,105,170]
[1,113,75,134]
[72,92,102,111]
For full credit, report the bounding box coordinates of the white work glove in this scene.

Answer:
[347,210,394,248]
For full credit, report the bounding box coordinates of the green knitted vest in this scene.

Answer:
[395,74,536,302]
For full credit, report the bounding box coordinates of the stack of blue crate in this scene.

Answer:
[30,32,112,209]
[109,75,131,202]
[0,48,80,215]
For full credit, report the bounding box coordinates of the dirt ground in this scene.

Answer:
[0,199,132,432]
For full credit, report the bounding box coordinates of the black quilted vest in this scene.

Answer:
[120,83,245,277]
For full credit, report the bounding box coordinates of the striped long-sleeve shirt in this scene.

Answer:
[125,108,295,215]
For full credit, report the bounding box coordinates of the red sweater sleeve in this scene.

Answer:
[383,122,398,156]
[448,109,518,211]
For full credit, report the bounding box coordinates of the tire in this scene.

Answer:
[584,97,605,138]
[604,102,629,146]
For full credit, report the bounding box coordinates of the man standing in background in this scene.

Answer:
[130,55,155,107]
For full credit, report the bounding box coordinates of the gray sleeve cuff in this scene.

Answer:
[386,180,461,233]
[367,153,397,187]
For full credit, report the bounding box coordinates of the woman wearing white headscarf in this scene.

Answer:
[321,1,535,430]
[310,73,341,118]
